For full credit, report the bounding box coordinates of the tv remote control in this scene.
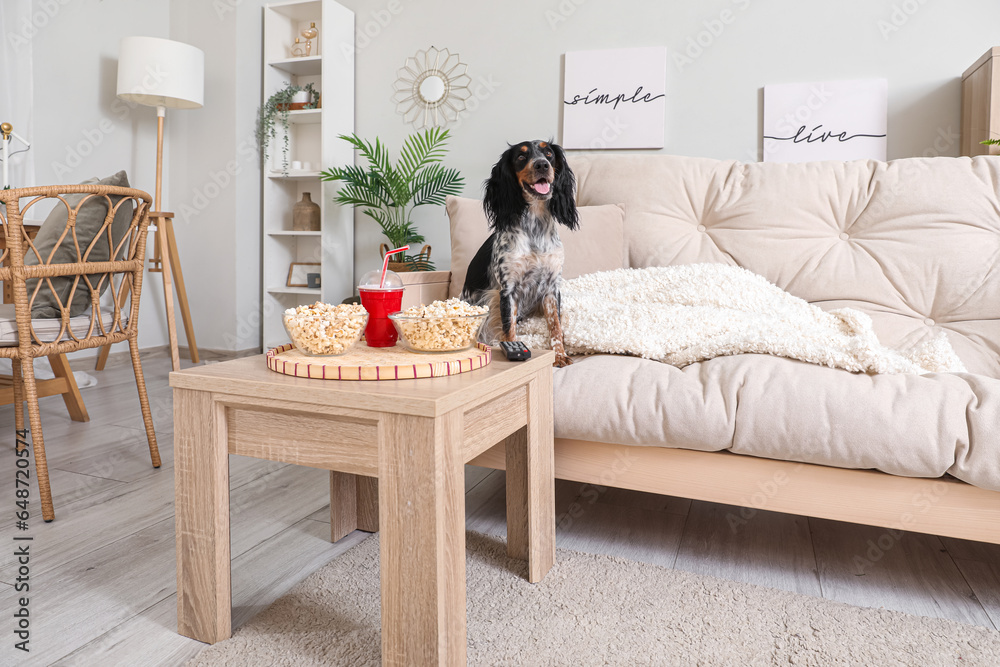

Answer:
[499,341,531,361]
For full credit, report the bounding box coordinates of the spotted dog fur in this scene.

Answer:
[461,140,579,367]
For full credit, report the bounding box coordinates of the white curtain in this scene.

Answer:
[0,0,35,188]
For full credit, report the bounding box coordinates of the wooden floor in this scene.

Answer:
[1,349,998,666]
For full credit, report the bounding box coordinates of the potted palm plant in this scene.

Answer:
[320,128,464,271]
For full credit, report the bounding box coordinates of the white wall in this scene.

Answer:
[23,0,1000,353]
[30,0,171,352]
[336,0,1000,287]
[168,0,265,353]
[27,0,265,354]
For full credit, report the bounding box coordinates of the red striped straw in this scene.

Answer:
[380,245,409,288]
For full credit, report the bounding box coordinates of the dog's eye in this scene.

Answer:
[516,155,527,162]
[545,151,553,158]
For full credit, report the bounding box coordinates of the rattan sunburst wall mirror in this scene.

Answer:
[392,47,471,129]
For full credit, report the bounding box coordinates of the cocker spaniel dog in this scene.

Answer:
[462,140,578,367]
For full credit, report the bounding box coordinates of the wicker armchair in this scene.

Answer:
[0,185,160,522]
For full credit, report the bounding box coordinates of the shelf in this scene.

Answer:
[262,0,354,355]
[268,286,321,295]
[266,0,322,22]
[269,55,321,76]
[287,108,321,124]
[267,170,322,180]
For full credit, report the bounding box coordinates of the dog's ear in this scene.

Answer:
[483,146,526,233]
[549,143,579,231]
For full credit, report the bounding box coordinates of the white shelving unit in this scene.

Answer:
[261,0,354,350]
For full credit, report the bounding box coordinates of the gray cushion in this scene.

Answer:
[25,171,134,318]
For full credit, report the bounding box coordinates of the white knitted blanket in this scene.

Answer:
[516,264,966,375]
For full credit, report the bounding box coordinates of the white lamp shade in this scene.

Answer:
[117,36,204,109]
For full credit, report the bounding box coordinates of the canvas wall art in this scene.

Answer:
[762,78,888,162]
[562,46,667,150]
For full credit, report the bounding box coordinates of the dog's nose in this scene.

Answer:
[533,159,550,172]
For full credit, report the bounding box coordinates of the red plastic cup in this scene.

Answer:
[359,288,404,347]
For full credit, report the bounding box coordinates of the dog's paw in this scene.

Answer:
[554,354,573,368]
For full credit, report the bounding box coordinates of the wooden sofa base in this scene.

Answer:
[469,438,1000,546]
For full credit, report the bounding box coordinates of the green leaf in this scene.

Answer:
[398,128,451,181]
[334,187,383,210]
[362,208,396,238]
[324,166,395,208]
[411,167,465,207]
[403,256,436,271]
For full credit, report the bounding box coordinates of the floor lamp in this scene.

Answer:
[102,36,204,373]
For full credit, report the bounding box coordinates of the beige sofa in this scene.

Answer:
[446,154,1000,546]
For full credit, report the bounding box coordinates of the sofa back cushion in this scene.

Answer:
[570,154,1000,377]
[445,196,626,299]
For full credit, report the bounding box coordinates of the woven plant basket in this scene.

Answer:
[380,243,432,272]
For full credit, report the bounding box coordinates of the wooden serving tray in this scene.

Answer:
[266,342,491,381]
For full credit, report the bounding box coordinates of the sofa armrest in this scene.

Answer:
[398,270,452,309]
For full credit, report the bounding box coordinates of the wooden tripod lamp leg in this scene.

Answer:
[163,218,199,364]
[152,108,180,373]
[156,216,181,373]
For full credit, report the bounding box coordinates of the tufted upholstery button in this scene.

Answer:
[697,224,707,232]
[924,318,935,326]
[839,232,849,241]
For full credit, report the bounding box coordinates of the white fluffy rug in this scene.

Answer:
[186,532,1000,666]
[517,264,965,375]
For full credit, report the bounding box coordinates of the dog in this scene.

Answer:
[461,140,578,367]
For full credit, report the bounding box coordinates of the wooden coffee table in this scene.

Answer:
[170,348,555,665]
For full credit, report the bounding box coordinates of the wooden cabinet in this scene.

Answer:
[961,47,1000,156]
[261,0,355,350]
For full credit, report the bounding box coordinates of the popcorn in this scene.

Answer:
[392,298,488,352]
[283,302,367,355]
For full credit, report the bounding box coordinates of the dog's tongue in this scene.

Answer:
[533,181,551,195]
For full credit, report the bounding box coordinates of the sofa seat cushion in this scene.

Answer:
[569,155,1000,379]
[553,354,1000,492]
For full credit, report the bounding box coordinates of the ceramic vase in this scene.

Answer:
[293,192,321,231]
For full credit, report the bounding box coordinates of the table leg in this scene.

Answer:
[328,473,379,541]
[174,389,232,643]
[357,475,379,532]
[329,471,357,542]
[505,372,555,583]
[379,412,466,666]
